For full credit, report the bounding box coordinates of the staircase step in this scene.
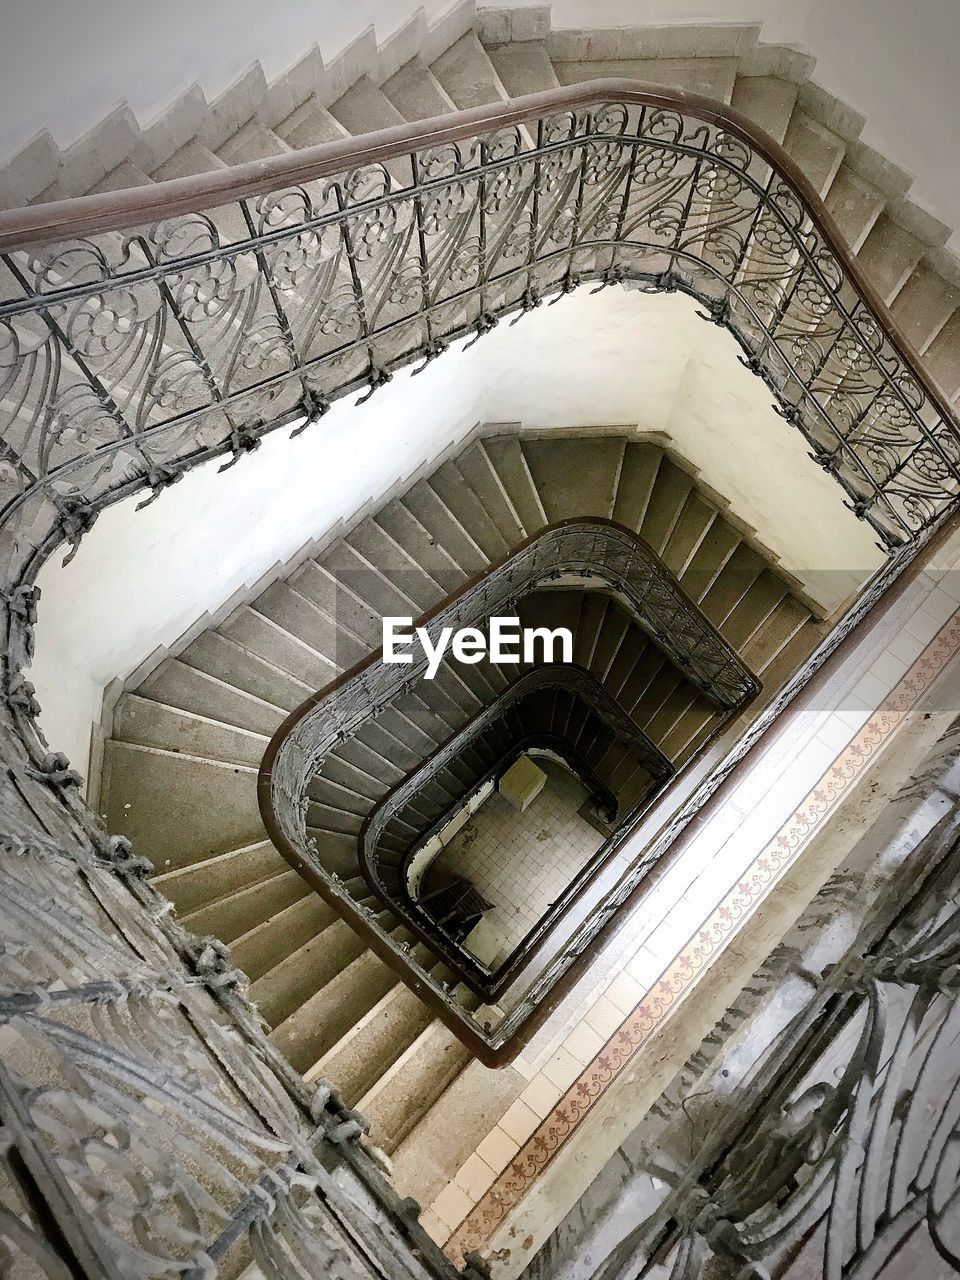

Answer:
[382,58,457,121]
[344,518,444,613]
[823,164,885,251]
[890,266,958,354]
[138,657,285,735]
[485,42,561,96]
[521,437,624,522]
[112,694,269,766]
[401,481,488,576]
[855,213,925,304]
[276,100,350,149]
[374,498,467,596]
[730,75,797,143]
[304,975,434,1096]
[782,111,845,196]
[230,893,337,983]
[101,742,262,869]
[453,441,526,549]
[328,77,410,185]
[921,311,960,401]
[180,629,312,712]
[356,1017,475,1154]
[222,602,338,687]
[429,459,510,561]
[480,436,548,536]
[250,917,368,1028]
[552,57,738,102]
[183,867,308,944]
[152,838,284,917]
[431,32,510,111]
[150,139,226,181]
[391,1058,525,1207]
[216,120,290,165]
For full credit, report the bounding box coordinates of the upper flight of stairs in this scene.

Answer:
[3,6,959,408]
[99,428,821,1206]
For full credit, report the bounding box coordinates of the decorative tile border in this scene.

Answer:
[442,605,960,1265]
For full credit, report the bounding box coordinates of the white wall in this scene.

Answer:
[1,1,958,248]
[31,287,881,780]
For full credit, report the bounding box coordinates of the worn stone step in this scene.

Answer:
[782,110,845,197]
[328,77,410,186]
[250,917,369,1028]
[890,266,958,355]
[356,1017,476,1155]
[485,42,561,96]
[344,517,445,613]
[112,693,269,766]
[639,457,695,556]
[520,436,624,522]
[218,604,337,689]
[431,32,511,111]
[730,75,797,144]
[230,892,337,983]
[480,435,548,536]
[429,458,511,562]
[391,1057,526,1207]
[451,441,527,549]
[275,100,350,149]
[382,58,457,121]
[401,480,488,576]
[180,629,312,712]
[823,164,885,252]
[552,56,738,102]
[374,497,467,597]
[216,119,290,166]
[855,213,925,305]
[183,867,308,944]
[152,838,284,918]
[137,657,285,736]
[101,742,262,869]
[304,975,434,1096]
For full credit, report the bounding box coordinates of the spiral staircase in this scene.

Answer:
[4,6,960,1280]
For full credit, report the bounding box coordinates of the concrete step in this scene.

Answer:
[382,58,457,122]
[183,867,308,944]
[101,741,263,869]
[431,32,511,111]
[137,657,286,735]
[485,42,561,96]
[453,440,527,549]
[356,1016,476,1155]
[180,628,313,712]
[221,602,338,687]
[890,266,959,355]
[391,1057,526,1207]
[112,693,269,766]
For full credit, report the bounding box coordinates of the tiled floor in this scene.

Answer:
[436,759,604,961]
[413,550,960,1271]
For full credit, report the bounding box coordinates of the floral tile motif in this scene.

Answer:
[442,607,960,1265]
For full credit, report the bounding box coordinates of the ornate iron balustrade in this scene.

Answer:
[360,664,675,999]
[1,78,959,592]
[259,521,749,1052]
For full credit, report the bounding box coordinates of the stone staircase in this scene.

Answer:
[3,7,959,407]
[16,0,960,1231]
[99,428,819,1204]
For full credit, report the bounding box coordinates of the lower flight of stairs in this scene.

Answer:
[99,428,822,1204]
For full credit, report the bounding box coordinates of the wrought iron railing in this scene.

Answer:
[1,78,959,595]
[360,664,675,998]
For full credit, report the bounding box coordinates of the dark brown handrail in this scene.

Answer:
[0,77,955,438]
